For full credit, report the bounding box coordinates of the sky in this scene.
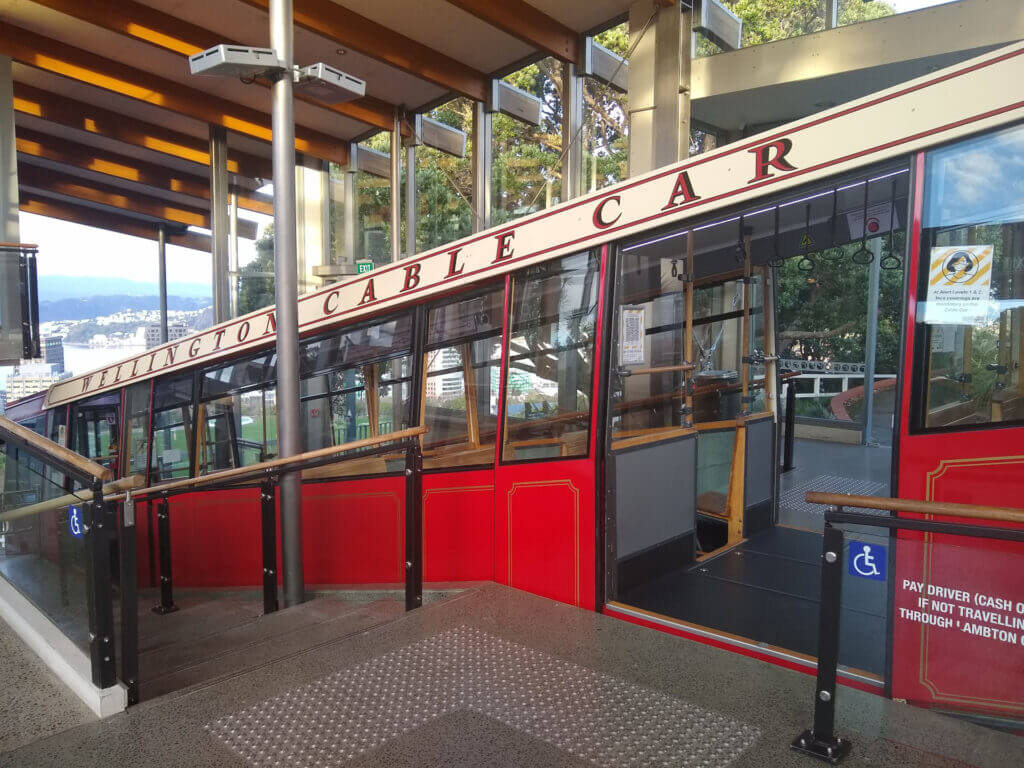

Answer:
[19,208,269,292]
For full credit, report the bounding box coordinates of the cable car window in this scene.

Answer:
[122,382,151,479]
[151,373,193,480]
[502,252,599,461]
[610,245,689,438]
[196,352,277,474]
[914,122,1024,429]
[298,314,414,477]
[422,286,504,469]
[70,391,121,477]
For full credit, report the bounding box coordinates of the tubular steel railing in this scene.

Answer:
[792,492,1024,764]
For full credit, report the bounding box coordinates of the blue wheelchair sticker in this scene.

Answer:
[68,506,84,539]
[849,541,885,581]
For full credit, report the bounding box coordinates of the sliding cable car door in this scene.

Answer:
[893,134,1024,719]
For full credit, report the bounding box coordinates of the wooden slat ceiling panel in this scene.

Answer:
[2,0,628,244]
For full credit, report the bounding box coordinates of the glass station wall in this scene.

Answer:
[492,58,563,225]
[416,99,474,251]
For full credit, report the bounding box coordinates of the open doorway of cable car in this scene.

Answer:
[604,164,909,684]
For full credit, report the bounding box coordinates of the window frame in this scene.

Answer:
[499,251,601,465]
[420,281,506,470]
[909,125,1024,435]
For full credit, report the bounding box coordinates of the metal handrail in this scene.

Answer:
[0,475,143,523]
[804,492,1024,525]
[111,425,427,502]
[792,493,1024,764]
[0,414,111,484]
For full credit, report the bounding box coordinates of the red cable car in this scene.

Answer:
[8,41,1024,723]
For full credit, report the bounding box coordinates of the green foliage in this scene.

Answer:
[776,234,905,373]
[721,0,894,47]
[238,223,276,315]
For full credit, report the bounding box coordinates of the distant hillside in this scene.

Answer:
[41,295,211,322]
[39,275,210,301]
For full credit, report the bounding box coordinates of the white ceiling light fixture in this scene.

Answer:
[188,44,365,103]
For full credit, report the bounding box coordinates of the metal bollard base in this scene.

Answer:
[151,603,179,615]
[791,730,851,764]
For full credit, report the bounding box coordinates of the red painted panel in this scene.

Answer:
[892,153,1024,719]
[302,476,405,585]
[422,469,494,582]
[494,458,596,610]
[166,487,263,587]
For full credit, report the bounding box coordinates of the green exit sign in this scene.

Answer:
[355,260,374,275]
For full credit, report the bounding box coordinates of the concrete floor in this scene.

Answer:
[2,583,1022,768]
[0,618,94,754]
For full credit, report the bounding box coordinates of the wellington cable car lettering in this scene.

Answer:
[44,42,1024,408]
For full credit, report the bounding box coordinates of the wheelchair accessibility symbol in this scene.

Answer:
[68,506,84,539]
[849,541,885,581]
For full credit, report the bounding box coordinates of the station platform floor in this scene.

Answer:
[2,583,1022,768]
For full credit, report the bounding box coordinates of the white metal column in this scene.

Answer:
[157,224,168,343]
[269,0,304,607]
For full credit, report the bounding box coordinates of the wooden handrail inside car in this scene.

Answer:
[0,414,111,482]
[805,492,1024,525]
[0,475,143,523]
[119,426,427,500]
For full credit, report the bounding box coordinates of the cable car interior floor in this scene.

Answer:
[622,436,893,677]
[2,583,1019,768]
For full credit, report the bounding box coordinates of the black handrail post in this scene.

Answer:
[792,514,851,764]
[84,478,116,688]
[152,495,178,614]
[260,478,279,614]
[404,440,423,611]
[118,492,139,705]
[782,379,797,473]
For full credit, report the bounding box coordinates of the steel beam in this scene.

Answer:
[471,101,492,233]
[158,224,168,343]
[561,61,584,202]
[390,110,402,262]
[209,125,231,324]
[269,0,304,608]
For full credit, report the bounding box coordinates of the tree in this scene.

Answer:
[724,0,893,46]
[238,223,276,315]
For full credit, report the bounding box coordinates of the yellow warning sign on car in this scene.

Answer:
[923,245,994,325]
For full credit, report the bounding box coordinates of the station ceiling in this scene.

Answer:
[0,0,630,248]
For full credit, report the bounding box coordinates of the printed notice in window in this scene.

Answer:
[619,306,645,365]
[923,245,995,325]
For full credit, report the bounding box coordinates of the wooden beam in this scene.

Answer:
[444,0,580,63]
[0,21,348,164]
[16,126,273,216]
[20,195,211,252]
[28,0,401,135]
[239,0,489,102]
[17,163,258,238]
[13,83,273,179]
